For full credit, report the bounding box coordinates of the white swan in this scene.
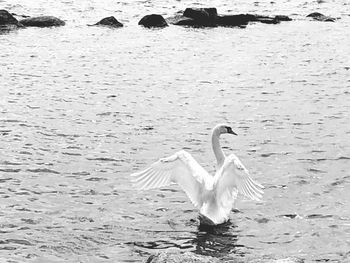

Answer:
[130,124,264,225]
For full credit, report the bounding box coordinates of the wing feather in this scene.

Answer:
[131,167,153,182]
[131,150,212,208]
[246,177,262,193]
[152,171,165,188]
[133,170,155,188]
[215,154,264,202]
[142,170,161,189]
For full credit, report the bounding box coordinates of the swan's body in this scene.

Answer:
[131,124,263,225]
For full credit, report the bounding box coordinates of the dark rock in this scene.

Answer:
[166,14,197,26]
[167,8,218,27]
[0,9,21,26]
[274,15,292,21]
[247,14,281,24]
[216,14,252,27]
[307,12,325,18]
[92,16,123,27]
[306,12,335,22]
[184,7,218,20]
[255,15,280,24]
[168,8,291,28]
[138,14,168,28]
[167,14,217,27]
[217,14,280,27]
[19,16,65,27]
[0,9,22,33]
[182,7,217,26]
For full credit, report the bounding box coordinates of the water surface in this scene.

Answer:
[0,0,350,262]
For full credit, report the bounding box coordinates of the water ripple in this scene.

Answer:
[26,168,60,174]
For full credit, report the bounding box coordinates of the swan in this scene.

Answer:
[130,124,264,225]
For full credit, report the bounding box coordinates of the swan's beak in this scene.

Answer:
[227,127,237,135]
[228,130,237,135]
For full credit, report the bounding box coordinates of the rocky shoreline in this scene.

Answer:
[0,7,337,32]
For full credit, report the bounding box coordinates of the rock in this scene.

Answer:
[0,9,21,26]
[138,14,168,28]
[307,12,324,18]
[182,7,217,26]
[216,14,252,27]
[254,15,280,24]
[167,14,216,27]
[274,15,292,21]
[168,8,291,28]
[92,16,123,27]
[166,14,197,26]
[217,14,280,27]
[184,7,218,20]
[19,16,65,27]
[245,14,280,24]
[306,12,335,22]
[0,9,22,33]
[167,8,218,27]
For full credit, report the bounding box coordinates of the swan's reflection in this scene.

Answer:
[130,216,244,259]
[192,220,243,258]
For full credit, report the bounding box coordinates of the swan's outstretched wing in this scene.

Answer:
[130,150,212,207]
[215,154,264,202]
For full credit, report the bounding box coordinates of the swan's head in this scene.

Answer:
[213,124,237,136]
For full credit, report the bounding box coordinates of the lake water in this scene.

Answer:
[0,0,349,262]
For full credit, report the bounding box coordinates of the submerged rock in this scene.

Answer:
[139,14,168,28]
[92,16,123,27]
[19,16,65,27]
[168,8,291,28]
[306,12,335,22]
[217,14,281,26]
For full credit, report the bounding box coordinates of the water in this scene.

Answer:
[0,0,349,262]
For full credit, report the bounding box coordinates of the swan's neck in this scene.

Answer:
[212,131,225,167]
